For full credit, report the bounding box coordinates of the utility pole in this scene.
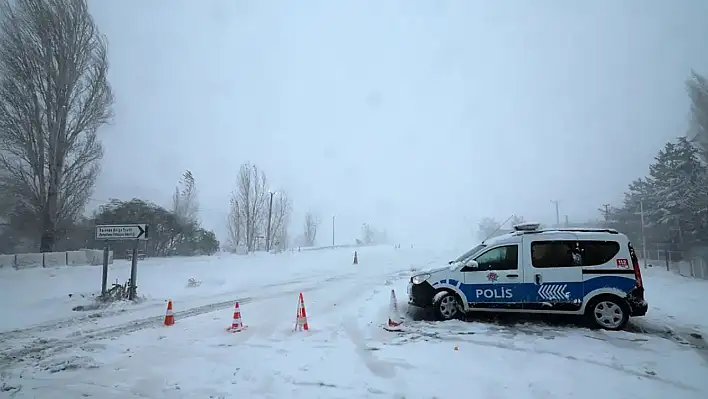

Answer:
[639,199,647,266]
[550,200,560,227]
[332,215,335,248]
[600,204,611,221]
[265,191,275,252]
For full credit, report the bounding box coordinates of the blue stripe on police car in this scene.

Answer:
[455,276,636,304]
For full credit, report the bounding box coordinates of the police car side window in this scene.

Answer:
[531,241,579,268]
[578,240,620,266]
[474,245,518,271]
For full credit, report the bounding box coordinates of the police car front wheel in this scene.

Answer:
[586,295,630,331]
[434,292,461,321]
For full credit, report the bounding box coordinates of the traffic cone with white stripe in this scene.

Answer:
[226,301,247,332]
[383,289,404,332]
[164,300,175,326]
[294,292,309,331]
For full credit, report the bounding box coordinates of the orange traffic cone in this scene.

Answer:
[353,251,358,265]
[294,292,309,331]
[226,301,247,332]
[164,300,175,326]
[383,289,404,332]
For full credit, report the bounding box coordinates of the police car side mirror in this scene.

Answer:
[461,259,479,271]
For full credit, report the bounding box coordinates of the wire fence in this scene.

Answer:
[645,249,708,280]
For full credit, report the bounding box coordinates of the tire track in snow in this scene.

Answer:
[0,285,317,370]
[0,274,341,341]
[0,269,410,370]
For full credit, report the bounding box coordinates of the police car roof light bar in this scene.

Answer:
[549,227,619,234]
[512,222,541,232]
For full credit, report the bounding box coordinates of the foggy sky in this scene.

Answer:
[87,0,708,247]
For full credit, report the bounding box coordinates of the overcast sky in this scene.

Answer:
[87,0,708,248]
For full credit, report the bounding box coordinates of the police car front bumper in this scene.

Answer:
[408,279,436,308]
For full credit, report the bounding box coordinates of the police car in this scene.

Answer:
[407,223,648,330]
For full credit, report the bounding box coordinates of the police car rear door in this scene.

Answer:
[523,233,584,311]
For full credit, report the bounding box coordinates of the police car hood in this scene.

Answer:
[427,262,460,274]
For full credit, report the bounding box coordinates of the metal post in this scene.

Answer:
[551,200,560,226]
[332,215,335,247]
[101,244,109,297]
[129,239,138,300]
[640,199,648,267]
[266,191,274,252]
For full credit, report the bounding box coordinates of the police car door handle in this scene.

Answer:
[535,274,542,285]
[506,274,519,278]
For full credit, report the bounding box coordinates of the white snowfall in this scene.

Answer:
[0,246,706,399]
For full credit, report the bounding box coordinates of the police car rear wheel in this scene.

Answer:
[587,296,629,330]
[434,292,461,321]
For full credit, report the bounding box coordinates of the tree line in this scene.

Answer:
[0,0,388,257]
[225,163,294,253]
[476,215,528,240]
[0,0,223,257]
[223,162,390,252]
[603,71,708,259]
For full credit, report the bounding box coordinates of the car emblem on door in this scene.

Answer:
[487,272,498,282]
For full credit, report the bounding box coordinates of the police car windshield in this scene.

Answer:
[452,244,486,263]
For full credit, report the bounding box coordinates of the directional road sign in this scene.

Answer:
[96,224,149,240]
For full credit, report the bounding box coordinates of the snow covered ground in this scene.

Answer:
[639,263,708,337]
[1,246,707,398]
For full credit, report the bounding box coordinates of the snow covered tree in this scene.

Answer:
[303,211,319,247]
[172,170,199,226]
[360,223,374,245]
[606,75,708,255]
[605,179,652,246]
[687,71,708,162]
[647,138,706,245]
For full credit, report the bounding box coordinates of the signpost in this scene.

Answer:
[96,224,148,241]
[96,224,149,300]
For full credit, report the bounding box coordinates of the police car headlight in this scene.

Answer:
[411,273,430,284]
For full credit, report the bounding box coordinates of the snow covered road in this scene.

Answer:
[1,246,707,398]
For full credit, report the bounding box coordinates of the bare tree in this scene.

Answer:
[0,0,113,252]
[361,222,374,245]
[226,196,243,252]
[269,192,292,252]
[227,163,268,252]
[172,170,199,225]
[303,211,319,247]
[510,214,526,226]
[477,217,501,240]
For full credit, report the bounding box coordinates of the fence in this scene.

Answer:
[0,249,114,270]
[645,250,708,280]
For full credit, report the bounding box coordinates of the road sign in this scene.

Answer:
[96,224,148,240]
